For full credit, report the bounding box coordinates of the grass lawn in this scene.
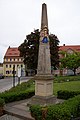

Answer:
[4,76,80,97]
[53,81,80,95]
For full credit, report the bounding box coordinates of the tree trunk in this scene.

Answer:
[73,69,76,75]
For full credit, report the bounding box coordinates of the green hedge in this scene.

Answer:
[0,98,5,107]
[0,89,34,103]
[0,79,35,103]
[57,90,80,99]
[30,105,42,120]
[30,95,80,120]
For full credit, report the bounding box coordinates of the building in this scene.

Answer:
[59,44,80,58]
[3,44,80,76]
[3,46,25,77]
[58,44,80,75]
[0,63,3,74]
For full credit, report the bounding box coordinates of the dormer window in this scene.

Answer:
[67,49,74,54]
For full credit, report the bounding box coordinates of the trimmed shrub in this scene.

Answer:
[57,90,80,99]
[0,89,34,103]
[30,95,80,120]
[0,98,5,107]
[30,105,42,120]
[0,98,5,116]
[0,79,35,103]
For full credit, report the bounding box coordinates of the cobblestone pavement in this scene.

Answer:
[0,114,23,120]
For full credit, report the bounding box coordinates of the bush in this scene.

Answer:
[0,79,35,103]
[0,89,35,103]
[30,95,80,120]
[57,90,80,99]
[8,79,35,92]
[30,105,42,120]
[0,98,5,116]
[0,98,5,107]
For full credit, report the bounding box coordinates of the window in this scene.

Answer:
[10,58,12,61]
[9,70,12,74]
[12,71,16,74]
[6,71,9,74]
[9,65,11,68]
[13,65,15,68]
[21,64,23,68]
[17,65,18,67]
[6,65,8,68]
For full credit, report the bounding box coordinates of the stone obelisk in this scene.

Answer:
[29,3,56,106]
[37,3,51,76]
[35,3,53,98]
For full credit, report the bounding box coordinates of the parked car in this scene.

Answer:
[0,74,4,79]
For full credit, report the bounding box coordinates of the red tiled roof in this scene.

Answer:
[59,45,80,52]
[4,47,20,57]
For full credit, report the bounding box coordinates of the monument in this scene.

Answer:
[29,3,58,105]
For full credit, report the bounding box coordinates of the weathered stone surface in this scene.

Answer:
[0,114,23,120]
[37,43,51,75]
[35,79,53,96]
[28,96,64,106]
[41,3,48,30]
[28,3,55,106]
[34,74,53,80]
[35,3,53,98]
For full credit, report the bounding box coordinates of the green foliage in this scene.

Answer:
[0,79,35,103]
[57,90,80,100]
[0,89,34,103]
[30,105,42,120]
[9,79,35,92]
[30,95,80,120]
[18,29,39,70]
[49,34,60,69]
[18,29,60,70]
[60,53,80,75]
[46,105,71,120]
[0,98,5,107]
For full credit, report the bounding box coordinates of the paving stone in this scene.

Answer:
[0,114,23,120]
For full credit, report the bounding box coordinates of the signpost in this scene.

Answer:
[18,66,21,84]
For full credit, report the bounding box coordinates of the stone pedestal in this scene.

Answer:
[28,75,57,106]
[35,75,53,96]
[28,95,59,106]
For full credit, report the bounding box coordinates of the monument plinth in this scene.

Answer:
[28,3,59,106]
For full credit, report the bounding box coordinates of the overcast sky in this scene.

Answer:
[0,0,80,62]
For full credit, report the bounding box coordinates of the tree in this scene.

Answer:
[60,52,80,75]
[18,29,59,72]
[49,34,59,69]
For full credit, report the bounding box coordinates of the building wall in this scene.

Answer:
[0,66,3,74]
[3,57,25,77]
